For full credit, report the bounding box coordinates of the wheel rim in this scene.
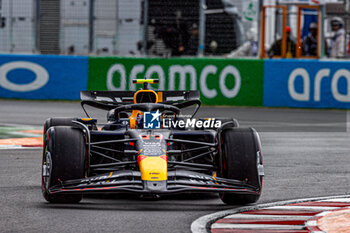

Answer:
[257,151,264,191]
[42,151,52,191]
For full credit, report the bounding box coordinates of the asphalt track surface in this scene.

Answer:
[1,100,350,232]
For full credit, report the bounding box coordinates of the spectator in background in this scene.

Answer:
[67,45,75,55]
[268,26,296,58]
[136,40,154,56]
[154,23,189,56]
[227,27,258,57]
[329,17,345,58]
[302,22,318,56]
[184,23,199,56]
[209,40,218,55]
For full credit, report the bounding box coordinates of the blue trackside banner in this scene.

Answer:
[0,54,88,100]
[263,59,350,109]
[2,54,350,110]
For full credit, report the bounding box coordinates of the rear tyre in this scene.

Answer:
[43,118,77,135]
[42,126,86,203]
[43,118,77,149]
[218,127,263,205]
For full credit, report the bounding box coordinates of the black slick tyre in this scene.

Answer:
[43,117,77,135]
[218,127,263,205]
[42,126,86,203]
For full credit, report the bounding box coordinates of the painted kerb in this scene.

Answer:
[88,57,264,106]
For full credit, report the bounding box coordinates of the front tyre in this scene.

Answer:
[42,126,86,203]
[218,127,263,205]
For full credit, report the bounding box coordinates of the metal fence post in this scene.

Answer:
[35,0,40,53]
[89,0,94,53]
[257,0,263,58]
[115,0,119,55]
[320,4,325,58]
[142,0,148,56]
[198,0,206,56]
[9,0,13,52]
[0,0,2,52]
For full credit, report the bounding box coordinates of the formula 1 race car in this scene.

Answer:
[41,79,264,205]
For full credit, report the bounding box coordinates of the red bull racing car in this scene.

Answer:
[41,79,264,205]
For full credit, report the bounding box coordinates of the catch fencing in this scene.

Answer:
[0,0,256,57]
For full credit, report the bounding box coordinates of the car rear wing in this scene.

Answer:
[81,90,200,104]
[80,90,201,117]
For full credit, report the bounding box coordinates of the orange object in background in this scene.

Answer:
[296,5,321,59]
[260,5,287,58]
[260,4,321,59]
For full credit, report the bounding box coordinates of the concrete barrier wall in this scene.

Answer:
[0,54,349,109]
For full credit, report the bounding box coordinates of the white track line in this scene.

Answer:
[0,145,22,149]
[224,213,312,220]
[265,206,338,211]
[314,211,332,217]
[0,145,41,150]
[211,223,305,230]
[305,220,318,227]
[319,198,350,203]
